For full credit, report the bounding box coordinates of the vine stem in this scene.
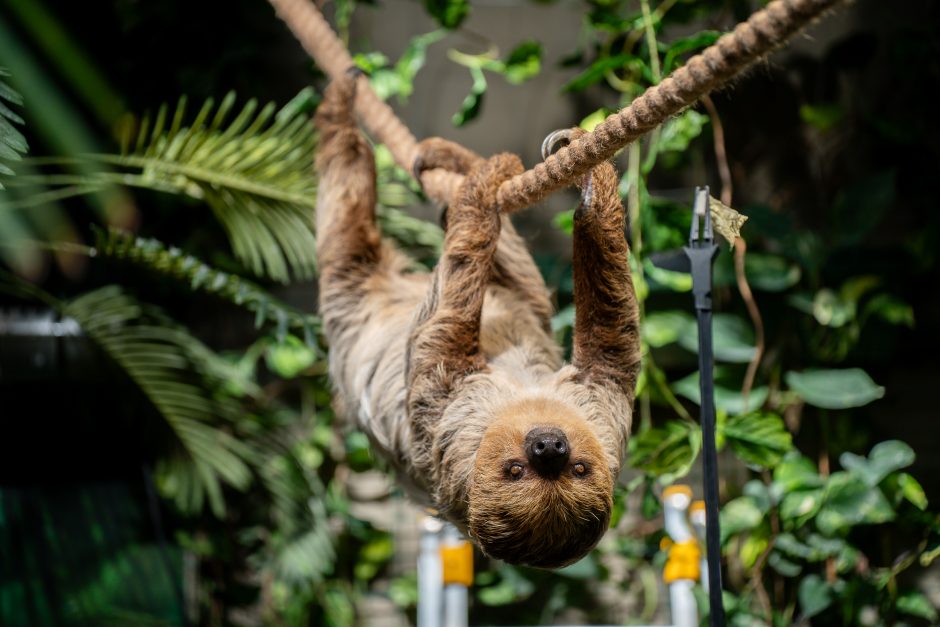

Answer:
[701,94,765,411]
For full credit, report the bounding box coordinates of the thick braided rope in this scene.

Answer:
[269,0,843,211]
[267,0,462,202]
[498,0,843,212]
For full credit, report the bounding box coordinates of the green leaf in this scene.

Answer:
[424,0,469,29]
[785,368,885,409]
[722,413,793,469]
[562,54,638,92]
[798,574,834,619]
[799,103,844,131]
[773,454,824,493]
[662,31,722,73]
[579,107,613,133]
[768,551,802,576]
[628,420,701,482]
[839,440,915,487]
[897,590,938,622]
[863,293,914,327]
[32,91,320,282]
[451,66,486,127]
[816,471,895,534]
[673,372,768,416]
[657,110,709,155]
[643,258,692,292]
[719,496,763,544]
[643,310,694,347]
[0,69,28,187]
[779,489,825,526]
[501,41,542,84]
[897,472,928,510]
[93,229,322,345]
[59,286,253,517]
[713,253,801,292]
[678,313,756,363]
[265,335,316,379]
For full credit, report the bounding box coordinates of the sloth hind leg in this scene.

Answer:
[314,74,382,283]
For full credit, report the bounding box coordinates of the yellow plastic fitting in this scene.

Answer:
[663,540,701,583]
[440,542,474,587]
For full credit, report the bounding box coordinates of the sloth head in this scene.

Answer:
[467,398,614,569]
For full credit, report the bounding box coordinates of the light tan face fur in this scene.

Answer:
[467,398,613,568]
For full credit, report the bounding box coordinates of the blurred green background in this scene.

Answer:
[1,0,939,625]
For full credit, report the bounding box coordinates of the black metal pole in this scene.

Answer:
[696,309,725,627]
[684,186,725,627]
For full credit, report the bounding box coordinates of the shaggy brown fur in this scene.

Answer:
[314,73,640,568]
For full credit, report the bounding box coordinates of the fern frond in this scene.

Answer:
[0,67,28,188]
[60,285,254,516]
[93,228,322,346]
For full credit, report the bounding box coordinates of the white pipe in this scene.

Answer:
[417,516,443,627]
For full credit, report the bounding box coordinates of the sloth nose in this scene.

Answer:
[524,427,570,476]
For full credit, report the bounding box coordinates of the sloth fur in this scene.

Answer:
[314,74,640,568]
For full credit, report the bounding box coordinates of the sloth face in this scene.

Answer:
[467,398,614,568]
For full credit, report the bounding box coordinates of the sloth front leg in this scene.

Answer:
[415,138,553,332]
[571,161,641,398]
[406,154,523,451]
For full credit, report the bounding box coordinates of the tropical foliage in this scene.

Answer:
[1,0,938,625]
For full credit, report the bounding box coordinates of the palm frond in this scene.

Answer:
[61,285,254,516]
[0,67,28,189]
[93,228,322,347]
[21,90,320,283]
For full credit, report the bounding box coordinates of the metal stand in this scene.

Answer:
[683,187,725,627]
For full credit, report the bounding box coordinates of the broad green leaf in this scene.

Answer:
[785,368,885,409]
[740,534,769,569]
[816,471,895,534]
[265,335,316,379]
[720,496,763,544]
[897,591,939,622]
[628,420,701,482]
[864,293,914,327]
[773,454,824,493]
[673,372,768,416]
[678,313,756,363]
[722,412,793,468]
[839,440,915,487]
[714,252,801,292]
[657,110,708,155]
[779,488,824,526]
[743,480,772,512]
[798,574,834,618]
[643,259,692,292]
[768,552,802,576]
[643,310,694,347]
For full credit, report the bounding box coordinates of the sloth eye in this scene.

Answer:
[573,462,587,477]
[508,463,524,479]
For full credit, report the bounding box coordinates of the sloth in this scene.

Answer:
[314,72,640,568]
